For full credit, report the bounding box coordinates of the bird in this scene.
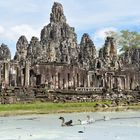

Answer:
[103,116,110,121]
[87,115,95,124]
[77,119,89,125]
[77,115,95,125]
[59,116,73,126]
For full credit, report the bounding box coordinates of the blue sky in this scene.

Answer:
[0,0,140,57]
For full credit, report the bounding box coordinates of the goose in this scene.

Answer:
[59,116,73,126]
[87,115,95,124]
[77,115,94,125]
[103,116,110,121]
[77,119,89,125]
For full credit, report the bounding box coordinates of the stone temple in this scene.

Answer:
[0,2,140,103]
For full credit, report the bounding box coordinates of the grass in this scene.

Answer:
[0,101,140,116]
[0,101,112,116]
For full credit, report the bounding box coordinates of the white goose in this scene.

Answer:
[77,119,89,125]
[103,116,110,121]
[78,115,95,125]
[87,115,95,124]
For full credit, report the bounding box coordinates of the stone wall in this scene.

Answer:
[30,63,87,90]
[0,2,140,100]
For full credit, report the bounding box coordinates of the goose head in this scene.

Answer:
[77,119,82,124]
[59,116,65,126]
[59,116,64,121]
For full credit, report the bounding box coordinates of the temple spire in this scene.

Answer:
[50,2,66,23]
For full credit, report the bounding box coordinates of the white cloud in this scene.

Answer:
[62,0,140,31]
[94,27,117,41]
[93,27,118,49]
[0,24,42,57]
[10,24,41,41]
[0,26,5,34]
[0,24,41,42]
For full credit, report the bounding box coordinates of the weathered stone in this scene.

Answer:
[27,37,42,62]
[0,2,140,105]
[14,35,28,61]
[0,43,11,60]
[50,2,66,23]
[40,2,78,64]
[121,48,140,68]
[98,37,118,69]
[79,33,96,70]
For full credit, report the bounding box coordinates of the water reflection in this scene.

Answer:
[0,111,140,140]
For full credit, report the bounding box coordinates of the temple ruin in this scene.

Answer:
[0,2,140,104]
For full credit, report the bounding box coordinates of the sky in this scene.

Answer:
[0,0,140,57]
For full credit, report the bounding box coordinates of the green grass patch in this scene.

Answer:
[2,101,140,116]
[0,101,112,116]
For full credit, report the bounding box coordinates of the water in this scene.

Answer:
[0,111,140,140]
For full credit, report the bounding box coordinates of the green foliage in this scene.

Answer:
[105,30,140,53]
[119,30,140,52]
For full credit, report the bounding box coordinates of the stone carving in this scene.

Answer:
[14,35,28,61]
[121,48,140,68]
[50,2,66,23]
[40,2,78,64]
[0,2,140,94]
[79,33,96,69]
[99,37,117,69]
[104,37,117,60]
[27,37,42,63]
[0,43,11,60]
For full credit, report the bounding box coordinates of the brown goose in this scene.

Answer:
[59,116,73,126]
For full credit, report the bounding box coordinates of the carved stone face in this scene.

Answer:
[50,2,66,23]
[15,36,28,61]
[0,44,11,60]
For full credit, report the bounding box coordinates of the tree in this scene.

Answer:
[105,30,120,48]
[105,30,140,53]
[119,30,140,52]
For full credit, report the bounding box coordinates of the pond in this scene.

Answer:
[0,111,140,140]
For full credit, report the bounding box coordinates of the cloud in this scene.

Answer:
[61,0,140,31]
[10,24,41,41]
[0,24,41,42]
[0,24,42,57]
[93,27,118,49]
[94,27,118,41]
[0,26,5,34]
